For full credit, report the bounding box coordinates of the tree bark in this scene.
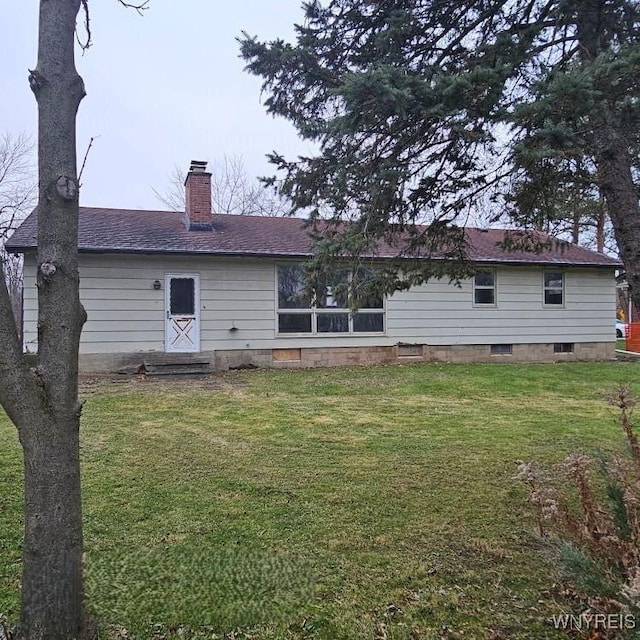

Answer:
[594,130,640,308]
[576,0,640,308]
[596,207,605,255]
[0,1,88,638]
[18,417,85,640]
[571,211,580,245]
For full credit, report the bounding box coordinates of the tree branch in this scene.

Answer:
[117,0,150,15]
[78,135,97,183]
[77,0,150,51]
[77,0,91,51]
[0,258,39,428]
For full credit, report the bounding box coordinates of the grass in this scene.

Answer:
[2,362,640,639]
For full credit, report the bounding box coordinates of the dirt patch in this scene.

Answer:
[78,371,250,396]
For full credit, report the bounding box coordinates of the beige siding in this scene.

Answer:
[24,254,396,354]
[22,258,37,353]
[21,254,616,355]
[386,267,615,344]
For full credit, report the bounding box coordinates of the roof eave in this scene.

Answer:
[9,245,621,268]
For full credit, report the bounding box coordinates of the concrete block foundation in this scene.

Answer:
[77,341,616,373]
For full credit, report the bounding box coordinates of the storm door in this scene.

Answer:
[165,274,200,352]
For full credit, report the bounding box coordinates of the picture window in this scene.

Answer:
[276,265,385,335]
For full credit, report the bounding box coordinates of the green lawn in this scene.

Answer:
[1,362,640,639]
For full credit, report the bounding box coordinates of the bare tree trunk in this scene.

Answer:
[19,416,85,639]
[596,207,605,254]
[0,1,88,638]
[595,131,640,308]
[571,211,580,245]
[0,253,23,335]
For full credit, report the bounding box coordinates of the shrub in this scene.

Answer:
[515,385,640,634]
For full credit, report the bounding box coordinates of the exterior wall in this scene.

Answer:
[387,267,614,344]
[22,253,617,371]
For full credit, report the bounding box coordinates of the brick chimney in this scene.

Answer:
[184,160,212,231]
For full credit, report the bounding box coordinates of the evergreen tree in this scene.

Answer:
[240,0,640,302]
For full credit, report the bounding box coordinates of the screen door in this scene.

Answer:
[165,274,200,352]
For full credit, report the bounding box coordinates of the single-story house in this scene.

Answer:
[6,161,621,372]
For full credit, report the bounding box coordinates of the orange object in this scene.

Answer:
[627,323,640,352]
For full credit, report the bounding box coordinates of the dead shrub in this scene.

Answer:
[515,385,640,635]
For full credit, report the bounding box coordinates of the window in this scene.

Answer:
[278,313,312,334]
[490,344,513,355]
[169,277,195,315]
[277,265,313,334]
[276,265,385,335]
[554,343,574,353]
[544,272,564,306]
[474,270,496,305]
[316,269,350,333]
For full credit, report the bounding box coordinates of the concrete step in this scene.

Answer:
[142,359,210,376]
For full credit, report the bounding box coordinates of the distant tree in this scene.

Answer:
[240,0,640,302]
[155,154,290,216]
[490,185,615,254]
[0,2,148,639]
[0,133,35,230]
[0,132,36,333]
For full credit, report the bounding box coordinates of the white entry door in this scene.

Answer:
[165,274,200,353]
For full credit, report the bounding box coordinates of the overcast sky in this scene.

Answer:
[3,1,310,211]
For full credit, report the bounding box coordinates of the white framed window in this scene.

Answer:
[544,271,564,306]
[276,264,385,335]
[473,270,496,306]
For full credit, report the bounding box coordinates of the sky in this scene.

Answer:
[3,1,311,211]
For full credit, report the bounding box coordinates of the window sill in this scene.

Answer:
[276,332,387,338]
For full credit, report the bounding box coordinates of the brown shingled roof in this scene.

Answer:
[5,206,621,268]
